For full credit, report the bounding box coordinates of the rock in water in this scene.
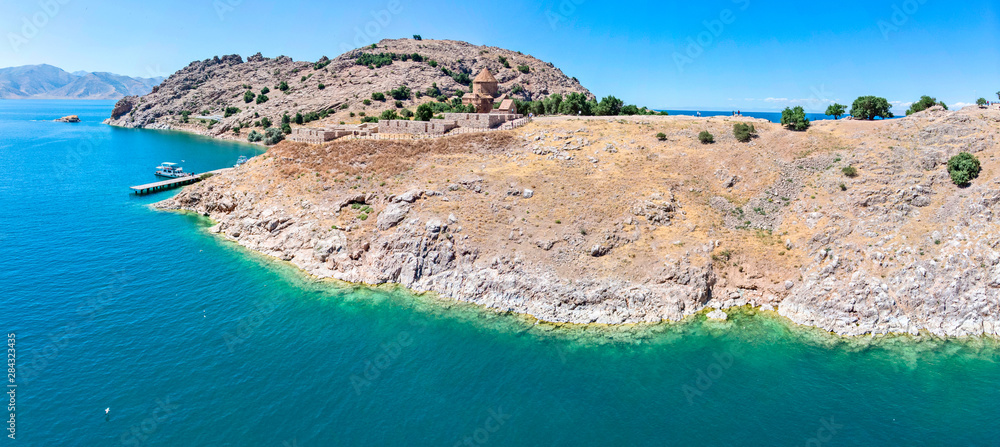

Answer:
[55,115,80,123]
[706,309,728,320]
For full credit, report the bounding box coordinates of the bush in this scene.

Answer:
[947,152,980,186]
[260,117,272,128]
[243,90,255,103]
[318,83,325,90]
[379,109,399,121]
[841,166,858,178]
[781,106,810,131]
[906,95,947,115]
[395,100,403,108]
[656,132,666,141]
[413,35,422,40]
[428,60,438,68]
[416,103,434,121]
[247,130,263,142]
[278,81,289,92]
[362,99,372,106]
[281,123,291,134]
[261,86,270,94]
[850,96,894,120]
[594,96,623,116]
[517,65,530,73]
[825,103,846,119]
[372,92,386,101]
[733,123,756,142]
[498,56,510,68]
[313,57,330,70]
[400,108,413,119]
[389,85,411,100]
[355,53,394,68]
[263,127,283,145]
[224,106,240,118]
[698,131,714,144]
[294,113,303,124]
[977,98,988,107]
[256,94,269,104]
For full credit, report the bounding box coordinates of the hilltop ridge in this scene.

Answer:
[104,38,591,139]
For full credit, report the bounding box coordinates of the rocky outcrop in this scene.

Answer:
[110,96,136,119]
[55,115,80,122]
[156,107,1000,337]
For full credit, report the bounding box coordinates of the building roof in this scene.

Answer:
[473,68,498,84]
[498,99,515,110]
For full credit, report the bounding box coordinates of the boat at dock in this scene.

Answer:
[155,162,193,178]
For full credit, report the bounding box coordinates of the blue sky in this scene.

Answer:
[2,0,998,112]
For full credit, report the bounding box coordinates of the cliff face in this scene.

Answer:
[105,39,591,140]
[157,106,1000,337]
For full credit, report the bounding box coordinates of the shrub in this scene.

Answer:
[372,92,386,101]
[400,108,413,119]
[224,106,240,118]
[413,34,422,40]
[318,83,325,90]
[247,130,263,142]
[389,85,411,100]
[977,98,988,107]
[698,131,714,144]
[363,99,372,106]
[261,86,270,94]
[906,96,947,115]
[781,106,810,131]
[313,57,330,70]
[656,132,666,141]
[621,104,639,115]
[825,103,846,119]
[278,81,289,91]
[733,123,756,142]
[947,152,981,186]
[281,114,290,124]
[511,84,525,95]
[517,65,530,73]
[243,90,255,103]
[260,117,272,128]
[416,103,434,121]
[355,53,394,68]
[379,109,399,121]
[294,112,303,124]
[281,123,292,134]
[301,75,307,82]
[256,94,269,104]
[841,166,858,177]
[850,96,894,120]
[262,127,283,145]
[395,100,403,108]
[498,56,510,68]
[594,96,623,116]
[428,60,438,67]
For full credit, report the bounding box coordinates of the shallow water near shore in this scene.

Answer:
[3,100,999,445]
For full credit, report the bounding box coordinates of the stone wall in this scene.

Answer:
[443,113,522,129]
[290,124,378,144]
[379,120,459,135]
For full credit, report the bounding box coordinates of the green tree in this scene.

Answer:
[621,104,639,116]
[906,95,947,115]
[294,113,303,125]
[594,96,624,116]
[278,81,289,91]
[781,106,810,131]
[543,94,563,115]
[850,96,894,120]
[247,130,263,142]
[259,117,272,128]
[281,123,292,135]
[413,35,422,40]
[243,90,256,103]
[372,92,386,101]
[416,103,434,121]
[260,86,270,94]
[256,94,269,104]
[517,65,530,73]
[825,103,846,120]
[558,92,591,116]
[656,132,666,141]
[947,152,981,186]
[379,109,399,121]
[389,85,411,100]
[224,106,240,118]
[263,127,284,145]
[977,98,988,107]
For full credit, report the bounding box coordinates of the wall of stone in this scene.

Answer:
[443,113,522,129]
[378,120,458,135]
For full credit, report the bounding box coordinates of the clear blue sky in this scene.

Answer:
[2,0,998,112]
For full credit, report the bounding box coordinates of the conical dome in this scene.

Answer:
[473,68,498,84]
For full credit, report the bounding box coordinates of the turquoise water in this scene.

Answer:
[3,100,999,446]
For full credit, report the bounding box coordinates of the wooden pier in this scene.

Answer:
[130,168,233,195]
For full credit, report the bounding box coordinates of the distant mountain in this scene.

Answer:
[0,64,163,100]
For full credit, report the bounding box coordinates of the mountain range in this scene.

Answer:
[0,64,163,100]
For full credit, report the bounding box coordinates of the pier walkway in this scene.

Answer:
[130,168,233,195]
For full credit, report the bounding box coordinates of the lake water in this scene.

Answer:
[659,110,898,123]
[3,100,998,446]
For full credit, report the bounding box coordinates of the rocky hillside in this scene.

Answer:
[158,105,1000,337]
[104,39,591,139]
[0,64,162,99]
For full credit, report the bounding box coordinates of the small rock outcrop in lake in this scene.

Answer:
[157,106,1000,337]
[55,115,80,122]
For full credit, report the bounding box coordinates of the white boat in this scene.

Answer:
[155,162,192,178]
[234,156,248,167]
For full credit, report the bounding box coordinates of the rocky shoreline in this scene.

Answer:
[157,109,1000,338]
